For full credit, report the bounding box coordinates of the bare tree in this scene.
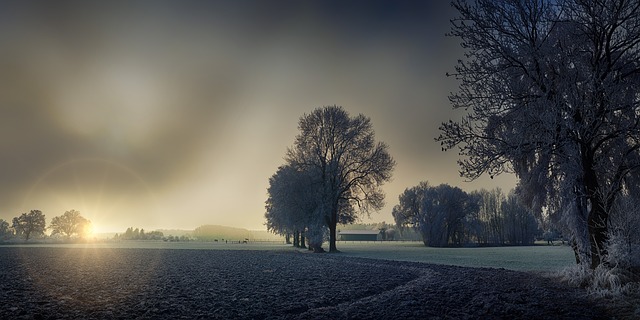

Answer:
[286,105,395,252]
[12,210,46,241]
[438,0,640,269]
[502,191,538,245]
[475,189,507,245]
[393,182,475,247]
[50,210,92,239]
[0,219,12,241]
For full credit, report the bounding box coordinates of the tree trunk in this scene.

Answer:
[300,232,306,249]
[571,239,581,265]
[587,199,608,269]
[329,207,339,252]
[285,233,291,244]
[293,231,299,247]
[583,153,608,269]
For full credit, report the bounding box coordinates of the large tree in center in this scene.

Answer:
[286,105,395,252]
[438,0,640,269]
[50,210,92,239]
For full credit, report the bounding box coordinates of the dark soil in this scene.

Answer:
[0,247,632,319]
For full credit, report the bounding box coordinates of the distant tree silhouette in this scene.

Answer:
[394,182,475,247]
[394,183,538,246]
[12,210,46,241]
[146,231,164,240]
[0,219,12,240]
[50,210,92,239]
[286,105,395,252]
[115,227,164,240]
[502,191,539,245]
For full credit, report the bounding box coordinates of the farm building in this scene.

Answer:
[338,230,380,241]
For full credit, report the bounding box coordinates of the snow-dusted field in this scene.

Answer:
[1,246,629,319]
[336,241,576,272]
[4,240,576,271]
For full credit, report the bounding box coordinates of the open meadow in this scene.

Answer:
[335,241,576,272]
[2,241,636,319]
[4,240,577,272]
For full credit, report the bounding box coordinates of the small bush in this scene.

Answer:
[605,231,633,269]
[560,264,591,288]
[560,264,634,297]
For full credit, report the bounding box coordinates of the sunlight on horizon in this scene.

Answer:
[0,1,517,233]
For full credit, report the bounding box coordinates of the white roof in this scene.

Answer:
[338,230,379,235]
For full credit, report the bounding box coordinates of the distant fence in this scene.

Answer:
[247,239,287,244]
[336,240,422,244]
[207,239,287,244]
[204,239,422,245]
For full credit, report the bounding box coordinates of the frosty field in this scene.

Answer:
[4,241,576,272]
[335,242,576,272]
[0,246,616,319]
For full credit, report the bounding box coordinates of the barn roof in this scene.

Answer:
[338,230,379,235]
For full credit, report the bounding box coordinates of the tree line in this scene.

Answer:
[393,183,539,247]
[0,209,91,241]
[113,227,166,241]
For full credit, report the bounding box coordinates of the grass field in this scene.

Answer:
[1,240,576,272]
[335,242,576,272]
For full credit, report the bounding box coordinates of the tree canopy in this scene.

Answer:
[50,210,92,239]
[265,165,327,251]
[393,182,473,247]
[267,105,395,252]
[438,0,640,269]
[0,219,12,241]
[393,182,536,247]
[12,210,46,241]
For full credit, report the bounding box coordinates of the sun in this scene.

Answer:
[80,221,96,240]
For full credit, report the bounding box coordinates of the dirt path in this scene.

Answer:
[0,247,625,319]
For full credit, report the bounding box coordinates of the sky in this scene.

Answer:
[0,1,517,233]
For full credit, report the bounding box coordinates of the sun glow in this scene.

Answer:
[23,158,160,236]
[82,222,96,239]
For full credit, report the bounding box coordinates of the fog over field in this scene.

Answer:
[0,1,516,232]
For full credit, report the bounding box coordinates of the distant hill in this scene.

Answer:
[111,226,283,242]
[192,225,254,241]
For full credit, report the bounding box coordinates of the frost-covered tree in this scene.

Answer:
[502,191,539,245]
[12,210,46,241]
[439,0,640,269]
[606,192,640,268]
[265,165,327,252]
[393,182,475,247]
[465,188,539,245]
[474,189,507,245]
[0,219,13,240]
[286,105,395,252]
[50,210,92,239]
[392,182,428,234]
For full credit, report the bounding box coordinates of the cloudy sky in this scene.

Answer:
[0,1,516,233]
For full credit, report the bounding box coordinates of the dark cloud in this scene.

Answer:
[0,1,514,231]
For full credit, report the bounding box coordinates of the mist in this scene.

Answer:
[0,1,515,232]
